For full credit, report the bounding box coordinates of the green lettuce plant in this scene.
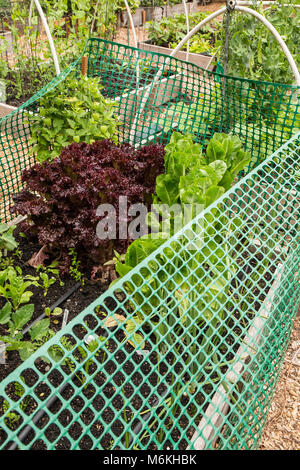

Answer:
[113,132,250,389]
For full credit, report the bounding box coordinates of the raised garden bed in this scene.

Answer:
[117,1,199,28]
[0,136,298,450]
[0,102,16,119]
[0,38,299,451]
[138,39,217,70]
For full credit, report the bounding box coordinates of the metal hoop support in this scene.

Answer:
[28,0,61,75]
[183,0,190,62]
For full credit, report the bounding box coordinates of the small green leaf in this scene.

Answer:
[12,304,34,331]
[0,302,12,325]
[29,319,50,341]
[127,333,145,349]
[52,307,63,316]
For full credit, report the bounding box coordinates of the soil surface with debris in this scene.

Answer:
[260,314,300,450]
[0,227,110,382]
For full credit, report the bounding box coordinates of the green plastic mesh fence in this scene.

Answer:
[0,130,299,450]
[0,38,299,450]
[0,38,299,222]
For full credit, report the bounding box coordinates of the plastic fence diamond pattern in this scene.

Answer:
[0,38,299,450]
[1,38,299,222]
[0,130,299,450]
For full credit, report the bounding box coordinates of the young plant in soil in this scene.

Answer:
[114,132,251,390]
[0,265,53,360]
[0,225,60,365]
[36,261,65,296]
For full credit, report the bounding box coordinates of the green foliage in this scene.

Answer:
[0,0,141,105]
[205,133,251,190]
[174,37,212,55]
[0,266,39,310]
[114,133,250,378]
[36,261,65,297]
[0,267,53,361]
[141,0,181,5]
[0,3,57,104]
[38,272,57,297]
[146,12,221,55]
[0,0,10,12]
[28,74,119,162]
[227,2,299,85]
[116,0,140,11]
[68,248,84,284]
[45,306,63,318]
[0,223,18,255]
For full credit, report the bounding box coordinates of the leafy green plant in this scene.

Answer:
[146,131,250,216]
[174,37,213,55]
[0,224,24,271]
[45,306,63,318]
[146,11,221,55]
[141,0,181,5]
[0,266,53,360]
[68,248,84,284]
[226,2,299,85]
[0,266,38,310]
[0,223,18,256]
[28,74,119,162]
[113,132,250,387]
[38,272,57,297]
[0,0,138,105]
[36,261,64,296]
[0,2,57,105]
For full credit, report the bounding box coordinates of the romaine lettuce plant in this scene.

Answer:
[114,132,250,389]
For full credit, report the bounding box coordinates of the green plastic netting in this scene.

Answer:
[1,38,299,222]
[0,38,299,450]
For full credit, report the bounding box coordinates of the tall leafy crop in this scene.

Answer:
[227,2,299,85]
[114,132,250,388]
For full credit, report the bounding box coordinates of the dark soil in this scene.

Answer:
[0,226,280,450]
[0,227,111,382]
